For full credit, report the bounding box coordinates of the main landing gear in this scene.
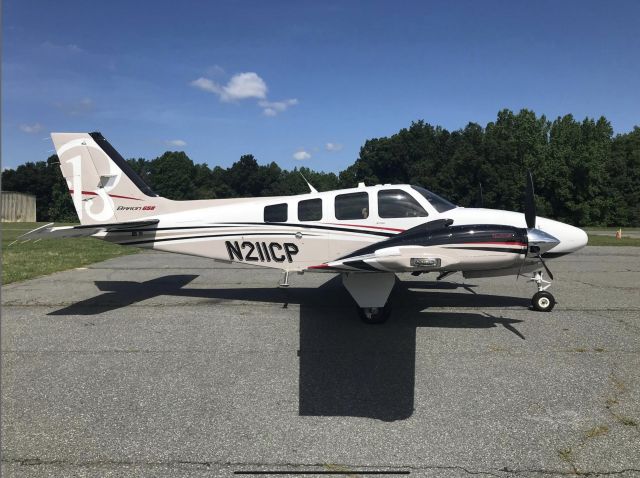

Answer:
[529,271,556,312]
[357,304,392,324]
[342,272,396,324]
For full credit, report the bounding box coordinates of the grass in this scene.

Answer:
[557,447,574,463]
[585,227,640,232]
[585,425,609,438]
[2,222,138,284]
[587,235,640,246]
[618,416,638,427]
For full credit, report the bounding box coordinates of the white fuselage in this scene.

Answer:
[98,183,588,275]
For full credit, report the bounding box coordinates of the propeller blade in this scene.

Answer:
[525,171,536,229]
[516,254,525,280]
[478,182,484,208]
[536,253,554,280]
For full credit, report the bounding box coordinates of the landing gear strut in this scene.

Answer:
[529,271,555,312]
[342,272,396,324]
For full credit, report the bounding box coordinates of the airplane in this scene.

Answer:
[20,132,588,323]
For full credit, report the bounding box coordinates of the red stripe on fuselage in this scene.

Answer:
[69,190,143,201]
[326,223,405,232]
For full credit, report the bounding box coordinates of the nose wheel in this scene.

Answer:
[529,271,556,312]
[532,290,555,312]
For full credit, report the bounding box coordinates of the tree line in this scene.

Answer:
[2,109,639,226]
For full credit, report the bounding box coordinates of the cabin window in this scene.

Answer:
[378,189,428,218]
[298,198,322,221]
[335,192,369,220]
[264,203,288,222]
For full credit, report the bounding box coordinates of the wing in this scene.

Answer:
[14,219,160,242]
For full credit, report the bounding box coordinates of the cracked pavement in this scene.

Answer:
[2,246,639,477]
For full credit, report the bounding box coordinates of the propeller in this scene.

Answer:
[536,251,554,280]
[477,182,484,208]
[523,171,557,280]
[527,245,554,280]
[525,171,536,229]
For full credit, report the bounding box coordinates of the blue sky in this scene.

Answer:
[2,0,639,172]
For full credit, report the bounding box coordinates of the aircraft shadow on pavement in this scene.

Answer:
[49,274,526,422]
[48,275,201,316]
[297,277,525,422]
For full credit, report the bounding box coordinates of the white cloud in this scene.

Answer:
[165,139,187,147]
[19,123,43,134]
[191,70,297,117]
[190,77,214,90]
[259,98,298,116]
[206,64,226,77]
[54,97,94,116]
[190,77,219,93]
[293,150,311,161]
[41,41,84,54]
[325,142,343,152]
[190,72,267,102]
[70,97,94,115]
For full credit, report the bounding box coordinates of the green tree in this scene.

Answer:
[147,151,197,200]
[483,109,551,213]
[1,156,61,221]
[607,127,640,225]
[432,122,484,207]
[210,166,235,198]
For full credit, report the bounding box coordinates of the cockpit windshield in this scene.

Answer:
[411,186,457,213]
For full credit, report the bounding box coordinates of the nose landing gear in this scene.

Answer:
[529,271,556,312]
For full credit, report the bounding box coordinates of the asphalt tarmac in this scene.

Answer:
[2,246,639,477]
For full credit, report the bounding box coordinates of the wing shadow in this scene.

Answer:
[48,275,200,315]
[297,277,524,422]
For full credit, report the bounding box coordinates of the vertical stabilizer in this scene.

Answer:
[51,132,158,225]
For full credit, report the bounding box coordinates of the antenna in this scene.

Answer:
[299,172,318,193]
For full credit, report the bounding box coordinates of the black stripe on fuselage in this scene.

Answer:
[112,222,396,238]
[118,232,311,246]
[118,226,230,233]
[219,222,396,237]
[342,260,380,271]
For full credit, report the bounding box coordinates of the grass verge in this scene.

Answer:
[587,235,640,246]
[2,222,138,284]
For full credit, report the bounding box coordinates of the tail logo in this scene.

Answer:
[64,144,122,221]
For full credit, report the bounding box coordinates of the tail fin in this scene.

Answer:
[52,132,159,225]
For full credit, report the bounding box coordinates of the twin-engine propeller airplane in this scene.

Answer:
[20,132,588,323]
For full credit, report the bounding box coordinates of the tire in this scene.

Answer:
[357,305,391,324]
[532,291,555,312]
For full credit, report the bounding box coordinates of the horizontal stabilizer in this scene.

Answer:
[15,219,159,242]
